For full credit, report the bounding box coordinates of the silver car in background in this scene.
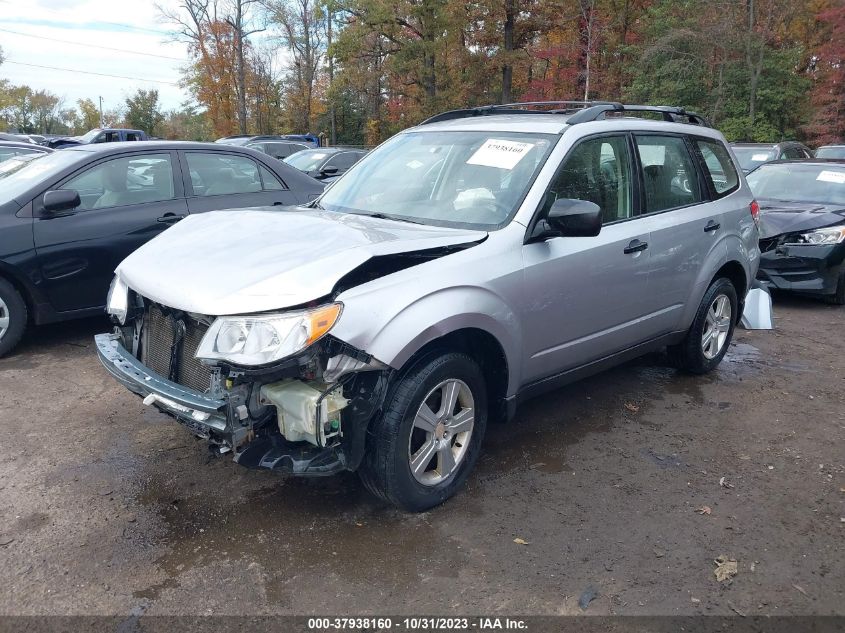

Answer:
[96,102,760,511]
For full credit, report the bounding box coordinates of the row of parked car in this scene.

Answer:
[3,102,845,511]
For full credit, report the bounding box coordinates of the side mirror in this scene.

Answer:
[320,166,339,177]
[546,198,602,237]
[43,190,81,213]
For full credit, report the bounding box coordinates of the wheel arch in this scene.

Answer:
[713,260,747,323]
[395,327,511,424]
[0,262,35,325]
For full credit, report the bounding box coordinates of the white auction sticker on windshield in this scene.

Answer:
[467,139,535,170]
[816,170,845,184]
[752,153,770,161]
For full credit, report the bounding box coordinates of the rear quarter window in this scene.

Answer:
[695,139,739,198]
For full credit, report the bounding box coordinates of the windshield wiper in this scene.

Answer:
[360,212,424,225]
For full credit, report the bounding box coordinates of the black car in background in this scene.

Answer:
[0,141,52,164]
[245,140,309,160]
[747,159,845,304]
[815,145,845,159]
[284,147,368,182]
[731,141,812,173]
[0,141,324,356]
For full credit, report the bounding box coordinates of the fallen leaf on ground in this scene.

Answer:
[719,477,735,489]
[714,555,738,582]
[691,597,701,604]
[513,538,529,545]
[624,403,639,413]
[793,584,809,598]
[696,506,712,515]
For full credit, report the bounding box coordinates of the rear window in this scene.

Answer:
[696,139,739,197]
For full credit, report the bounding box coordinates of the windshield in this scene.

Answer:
[732,147,775,171]
[815,146,845,159]
[747,163,845,205]
[78,129,102,143]
[0,150,87,202]
[285,150,331,172]
[318,131,556,229]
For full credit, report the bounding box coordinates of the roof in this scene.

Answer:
[67,140,264,153]
[0,140,52,151]
[731,141,807,147]
[755,158,845,167]
[408,113,724,139]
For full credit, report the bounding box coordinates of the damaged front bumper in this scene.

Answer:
[95,332,389,476]
[757,242,845,296]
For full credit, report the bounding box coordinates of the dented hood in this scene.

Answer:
[115,207,486,315]
[757,199,845,239]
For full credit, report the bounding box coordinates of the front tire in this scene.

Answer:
[669,277,737,374]
[0,278,27,358]
[826,268,845,305]
[359,352,487,512]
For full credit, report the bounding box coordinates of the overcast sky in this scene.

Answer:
[0,0,194,112]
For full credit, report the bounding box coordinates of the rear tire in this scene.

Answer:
[0,278,27,358]
[669,277,737,374]
[359,352,487,512]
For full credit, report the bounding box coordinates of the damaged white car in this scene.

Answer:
[96,102,759,510]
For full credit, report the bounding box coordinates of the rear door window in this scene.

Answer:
[185,153,263,196]
[635,135,703,213]
[695,139,739,198]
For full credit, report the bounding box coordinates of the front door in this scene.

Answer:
[521,134,657,384]
[33,151,187,312]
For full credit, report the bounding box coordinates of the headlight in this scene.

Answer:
[106,276,129,324]
[785,225,845,245]
[195,303,342,366]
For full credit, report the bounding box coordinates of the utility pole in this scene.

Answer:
[327,1,336,145]
[98,96,104,127]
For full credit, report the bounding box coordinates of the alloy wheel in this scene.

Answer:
[702,294,731,360]
[0,296,9,342]
[408,378,475,486]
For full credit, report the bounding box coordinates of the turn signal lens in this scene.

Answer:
[306,303,342,346]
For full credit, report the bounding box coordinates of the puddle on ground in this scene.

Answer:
[133,469,466,603]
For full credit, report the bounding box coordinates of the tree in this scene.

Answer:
[264,0,325,132]
[807,0,845,144]
[77,98,101,131]
[125,89,165,133]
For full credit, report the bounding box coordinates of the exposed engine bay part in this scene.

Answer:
[740,283,774,330]
[324,353,389,383]
[259,379,348,447]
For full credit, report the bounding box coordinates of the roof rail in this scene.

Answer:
[420,101,709,127]
[566,103,709,126]
[420,101,620,125]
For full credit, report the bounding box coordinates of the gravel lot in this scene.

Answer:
[0,295,843,618]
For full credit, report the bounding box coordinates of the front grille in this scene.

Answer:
[141,303,212,393]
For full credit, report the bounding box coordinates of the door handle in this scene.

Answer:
[157,214,186,224]
[704,221,721,233]
[273,201,284,206]
[623,239,649,254]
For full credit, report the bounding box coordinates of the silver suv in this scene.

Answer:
[96,102,760,511]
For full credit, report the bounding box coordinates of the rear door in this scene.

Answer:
[521,133,656,381]
[181,151,299,213]
[635,134,724,334]
[32,151,187,312]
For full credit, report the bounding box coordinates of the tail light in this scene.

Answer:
[750,200,760,227]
